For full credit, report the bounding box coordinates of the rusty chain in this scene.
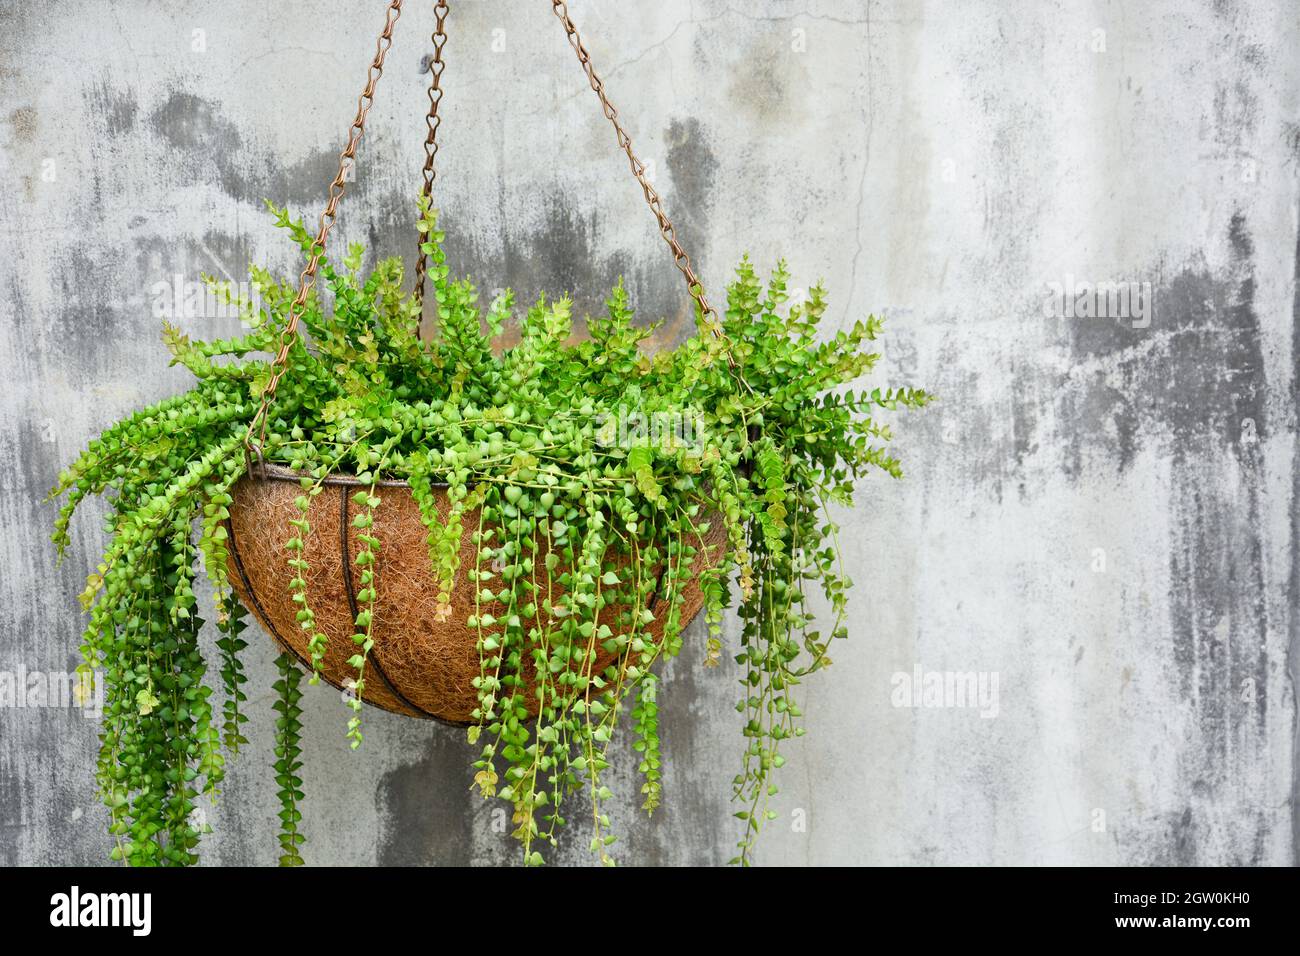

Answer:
[246,0,743,467]
[243,0,406,467]
[413,0,451,309]
[549,0,734,364]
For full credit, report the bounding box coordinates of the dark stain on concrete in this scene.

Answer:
[150,90,242,152]
[1010,369,1040,478]
[952,211,1280,862]
[1069,214,1270,862]
[0,749,28,835]
[1161,224,1261,684]
[455,188,687,343]
[7,106,38,144]
[90,81,138,136]
[1172,806,1195,864]
[55,246,123,344]
[637,620,731,865]
[664,116,718,262]
[660,115,722,343]
[1211,80,1259,149]
[725,35,794,129]
[147,89,351,208]
[257,147,356,210]
[1067,214,1265,467]
[129,101,723,353]
[130,228,255,286]
[12,417,60,532]
[503,197,604,317]
[370,616,728,866]
[375,728,476,865]
[1288,189,1300,868]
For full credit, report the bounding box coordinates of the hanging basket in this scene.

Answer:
[227,1,736,724]
[226,466,727,724]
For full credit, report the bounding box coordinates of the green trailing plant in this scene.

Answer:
[215,592,250,753]
[51,195,930,866]
[272,651,306,866]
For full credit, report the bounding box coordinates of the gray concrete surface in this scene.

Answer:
[1,0,1297,866]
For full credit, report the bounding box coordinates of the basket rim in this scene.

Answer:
[248,461,452,489]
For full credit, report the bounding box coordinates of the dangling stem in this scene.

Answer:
[272,652,305,866]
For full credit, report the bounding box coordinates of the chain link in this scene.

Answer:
[244,0,406,467]
[413,0,451,309]
[549,1,733,364]
[246,0,742,467]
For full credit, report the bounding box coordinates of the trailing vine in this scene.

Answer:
[215,593,250,754]
[271,652,305,866]
[51,198,929,866]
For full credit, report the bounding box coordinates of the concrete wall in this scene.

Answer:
[1,0,1296,866]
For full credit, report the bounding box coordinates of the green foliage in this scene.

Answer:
[215,593,250,753]
[51,198,929,867]
[272,652,305,866]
